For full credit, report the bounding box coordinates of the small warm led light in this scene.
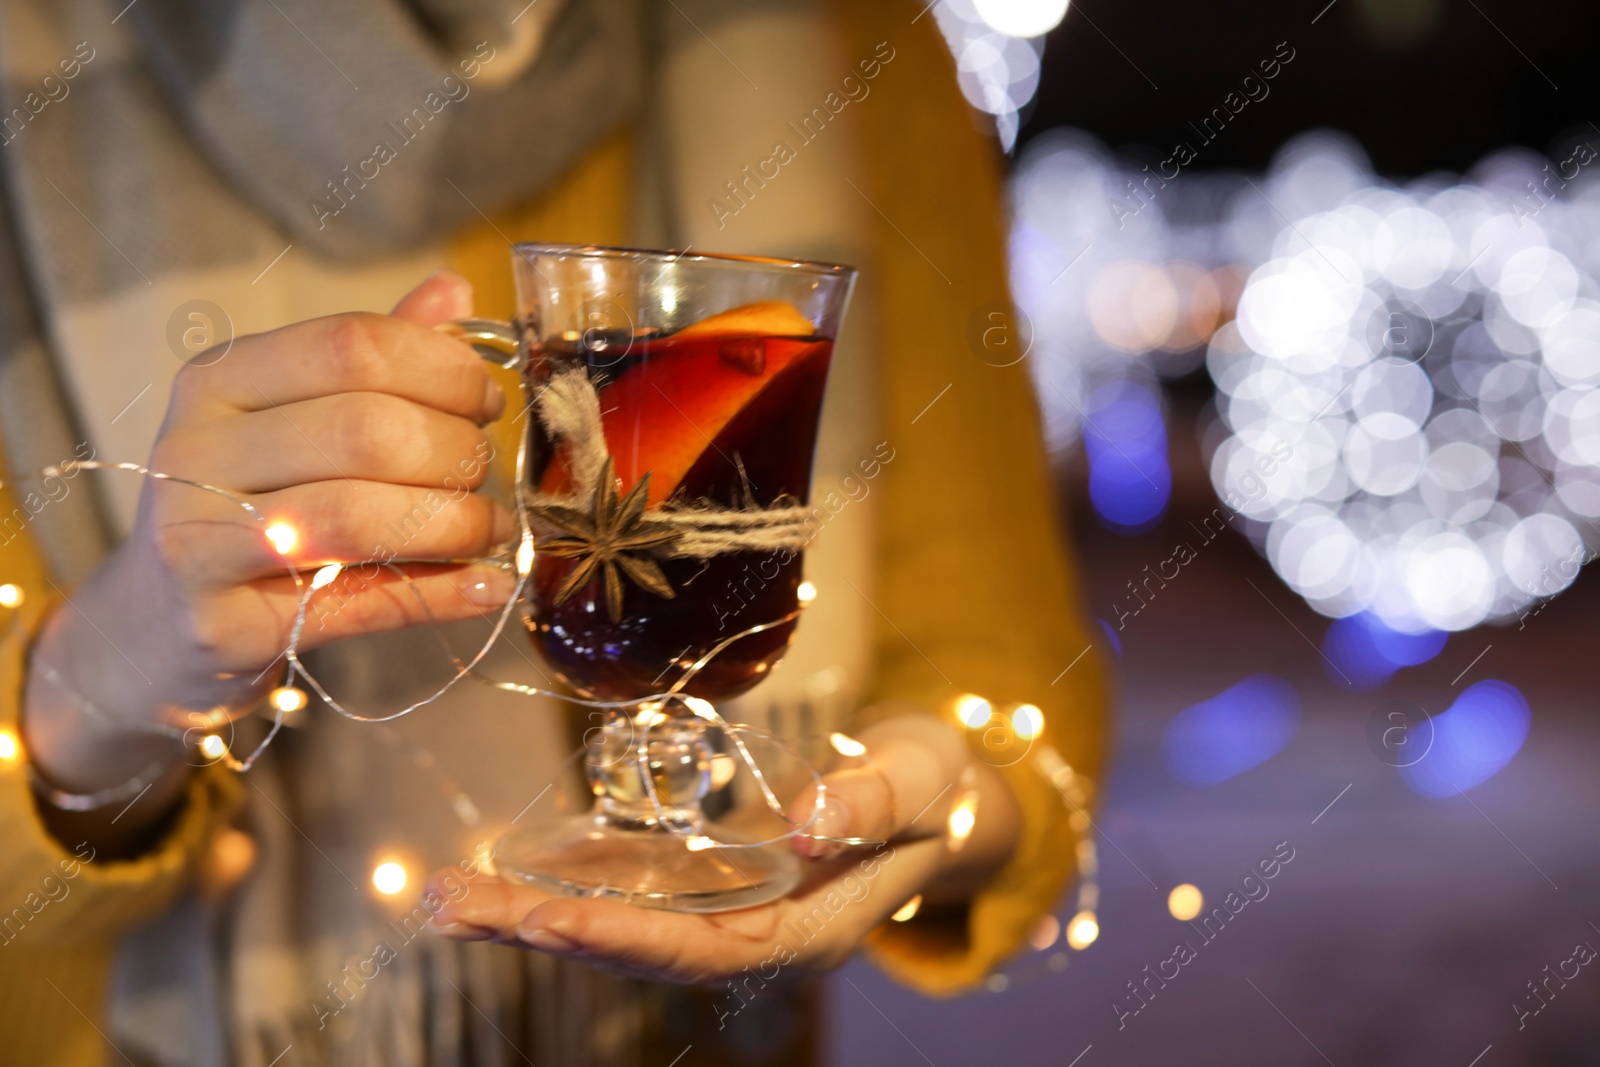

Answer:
[515,533,535,576]
[1011,703,1045,739]
[682,696,717,720]
[0,583,24,608]
[205,827,256,890]
[1168,883,1204,921]
[955,694,992,729]
[636,704,666,729]
[198,734,228,760]
[371,860,408,896]
[891,895,923,922]
[1066,910,1099,950]
[269,686,308,713]
[685,835,716,852]
[1029,913,1061,950]
[0,728,19,763]
[264,522,298,555]
[797,580,817,605]
[709,753,738,790]
[310,563,342,591]
[947,794,978,850]
[829,731,867,758]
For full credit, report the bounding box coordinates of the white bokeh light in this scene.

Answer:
[974,0,1072,38]
[1009,128,1600,630]
[933,0,1052,150]
[1200,135,1600,629]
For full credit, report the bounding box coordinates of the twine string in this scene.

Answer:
[527,369,817,555]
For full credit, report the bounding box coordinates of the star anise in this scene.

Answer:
[531,458,679,620]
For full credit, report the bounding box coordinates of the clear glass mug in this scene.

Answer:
[444,244,857,911]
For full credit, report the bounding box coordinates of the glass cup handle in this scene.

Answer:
[437,317,525,371]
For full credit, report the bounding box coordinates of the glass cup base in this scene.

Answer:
[495,813,800,913]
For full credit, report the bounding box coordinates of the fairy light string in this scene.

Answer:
[0,457,843,847]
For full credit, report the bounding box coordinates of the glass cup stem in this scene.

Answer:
[588,705,711,831]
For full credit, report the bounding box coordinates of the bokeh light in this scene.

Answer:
[1028,912,1062,949]
[829,731,867,757]
[1010,127,1600,620]
[269,686,308,714]
[974,0,1071,39]
[932,0,1052,150]
[1211,136,1600,629]
[948,794,979,846]
[516,532,535,576]
[708,753,738,790]
[264,522,298,555]
[956,693,993,729]
[1402,679,1530,797]
[1322,611,1447,690]
[1066,909,1100,949]
[892,895,924,922]
[1084,379,1171,534]
[1167,883,1204,921]
[1163,676,1301,786]
[371,860,408,896]
[1011,703,1045,739]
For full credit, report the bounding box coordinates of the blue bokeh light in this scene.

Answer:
[1163,675,1302,786]
[1096,618,1123,657]
[1084,380,1171,536]
[1323,612,1448,690]
[1402,680,1531,798]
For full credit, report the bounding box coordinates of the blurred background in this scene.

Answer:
[826,1,1600,1063]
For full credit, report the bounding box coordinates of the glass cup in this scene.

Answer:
[445,244,856,911]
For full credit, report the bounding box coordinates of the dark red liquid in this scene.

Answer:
[525,332,832,701]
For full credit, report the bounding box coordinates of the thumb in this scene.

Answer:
[791,765,896,860]
[791,715,966,859]
[392,269,474,326]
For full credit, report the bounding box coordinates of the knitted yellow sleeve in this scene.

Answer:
[839,0,1111,995]
[0,450,239,951]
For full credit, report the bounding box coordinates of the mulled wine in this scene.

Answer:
[525,325,833,701]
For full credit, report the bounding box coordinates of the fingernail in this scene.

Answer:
[462,565,516,607]
[412,269,473,319]
[518,926,582,955]
[798,837,845,861]
[796,796,850,859]
[427,921,496,941]
[482,378,506,422]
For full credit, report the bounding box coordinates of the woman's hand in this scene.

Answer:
[425,714,1020,984]
[23,272,514,828]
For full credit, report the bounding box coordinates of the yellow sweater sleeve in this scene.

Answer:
[839,1,1110,995]
[0,455,239,948]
